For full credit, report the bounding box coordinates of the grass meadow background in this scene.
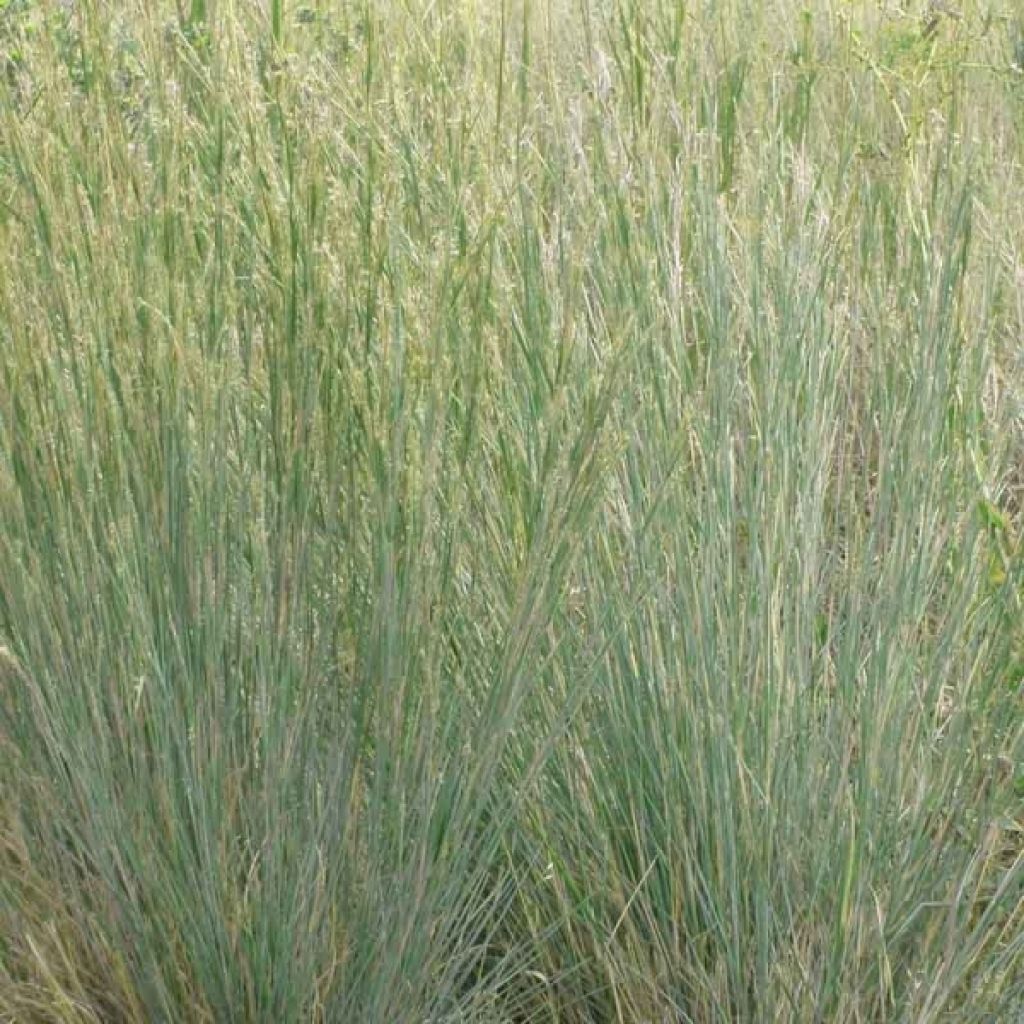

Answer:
[1,0,1023,1020]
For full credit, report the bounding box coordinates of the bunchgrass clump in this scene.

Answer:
[1,1,1021,1020]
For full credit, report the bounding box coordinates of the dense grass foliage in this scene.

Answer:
[1,1,1022,1020]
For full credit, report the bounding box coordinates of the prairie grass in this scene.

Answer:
[0,1,1022,1020]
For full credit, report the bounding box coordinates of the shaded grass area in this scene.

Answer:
[0,1,1022,1020]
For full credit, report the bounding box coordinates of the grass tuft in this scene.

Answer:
[1,1,1022,1021]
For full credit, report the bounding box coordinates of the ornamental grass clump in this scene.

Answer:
[0,1,1021,1021]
